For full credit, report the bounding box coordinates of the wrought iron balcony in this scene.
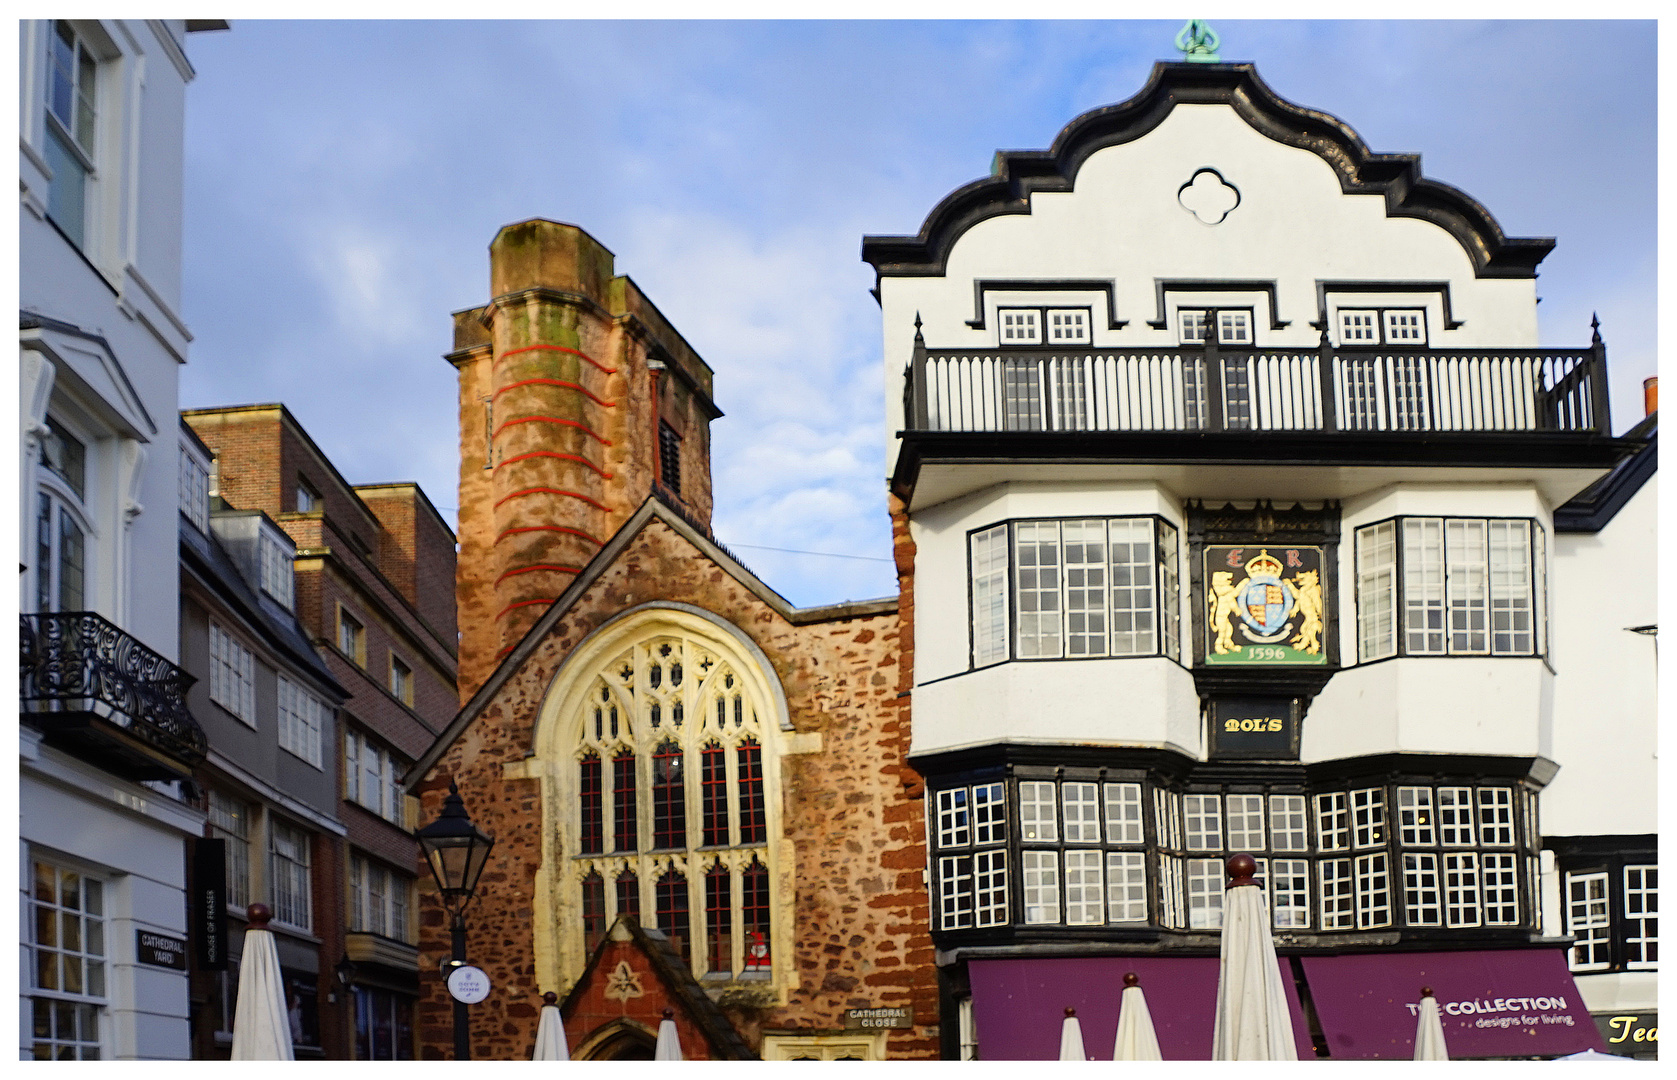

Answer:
[20,611,207,781]
[904,332,1610,436]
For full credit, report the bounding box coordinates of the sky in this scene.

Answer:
[177,19,1658,608]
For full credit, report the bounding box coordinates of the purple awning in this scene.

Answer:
[968,956,1312,1060]
[1300,949,1604,1059]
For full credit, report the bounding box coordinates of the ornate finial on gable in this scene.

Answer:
[1175,19,1222,63]
[913,312,924,346]
[1590,312,1602,345]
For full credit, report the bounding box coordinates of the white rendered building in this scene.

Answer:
[20,19,224,1061]
[863,56,1654,1060]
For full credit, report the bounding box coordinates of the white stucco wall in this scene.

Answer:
[19,19,195,661]
[1540,476,1657,836]
[879,101,1546,475]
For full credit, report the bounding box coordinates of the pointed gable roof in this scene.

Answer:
[558,915,757,1061]
[404,489,894,786]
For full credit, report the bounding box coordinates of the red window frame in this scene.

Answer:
[656,869,690,962]
[612,751,637,851]
[705,863,731,973]
[701,744,728,846]
[616,869,640,922]
[738,737,765,844]
[581,870,606,955]
[742,858,770,971]
[579,754,603,854]
[652,741,686,849]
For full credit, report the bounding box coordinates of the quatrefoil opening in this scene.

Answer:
[1178,167,1241,225]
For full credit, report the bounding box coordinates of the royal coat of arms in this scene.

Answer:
[1204,546,1326,665]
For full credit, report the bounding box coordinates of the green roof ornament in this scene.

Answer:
[1175,19,1222,63]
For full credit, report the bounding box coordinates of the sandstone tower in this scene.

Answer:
[449,220,719,699]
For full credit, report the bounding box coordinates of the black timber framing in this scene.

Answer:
[890,430,1630,504]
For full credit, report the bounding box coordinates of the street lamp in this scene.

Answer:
[415,779,495,1061]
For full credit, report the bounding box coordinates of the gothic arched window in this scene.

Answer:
[552,622,782,986]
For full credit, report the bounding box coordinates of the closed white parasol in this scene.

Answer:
[1112,972,1164,1061]
[229,903,295,1061]
[533,990,570,1060]
[1211,854,1299,1061]
[1414,987,1448,1061]
[1058,1006,1088,1060]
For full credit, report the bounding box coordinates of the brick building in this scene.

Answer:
[182,403,459,1059]
[406,221,937,1060]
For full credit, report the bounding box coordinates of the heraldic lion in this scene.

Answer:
[1286,569,1324,655]
[1208,570,1240,654]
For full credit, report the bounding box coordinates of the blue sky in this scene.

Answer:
[178,20,1657,607]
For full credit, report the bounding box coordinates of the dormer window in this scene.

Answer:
[179,442,210,532]
[1179,309,1252,346]
[1338,308,1427,347]
[259,529,294,609]
[998,307,1091,346]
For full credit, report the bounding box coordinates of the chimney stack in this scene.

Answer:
[1644,376,1658,417]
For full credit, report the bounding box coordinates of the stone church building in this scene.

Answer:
[406,221,937,1060]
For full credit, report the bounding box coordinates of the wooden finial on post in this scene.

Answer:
[247,902,272,929]
[1124,972,1140,988]
[1420,986,1434,999]
[1226,853,1258,887]
[662,1007,675,1020]
[1064,1006,1077,1017]
[542,991,558,1006]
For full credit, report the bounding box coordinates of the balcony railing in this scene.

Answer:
[905,334,1610,436]
[21,612,207,778]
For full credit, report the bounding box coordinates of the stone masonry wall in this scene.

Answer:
[415,516,935,1059]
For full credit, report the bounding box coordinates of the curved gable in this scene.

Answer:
[861,62,1553,284]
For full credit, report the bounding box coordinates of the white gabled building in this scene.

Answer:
[863,48,1653,1061]
[20,19,225,1061]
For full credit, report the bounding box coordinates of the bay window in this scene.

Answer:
[1356,516,1545,661]
[969,516,1180,667]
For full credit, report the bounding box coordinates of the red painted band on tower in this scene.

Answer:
[495,524,603,546]
[497,343,617,375]
[492,415,613,445]
[495,597,557,621]
[493,378,617,408]
[495,563,582,585]
[496,450,613,479]
[493,487,611,512]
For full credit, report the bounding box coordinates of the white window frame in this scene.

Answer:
[1063,850,1105,925]
[208,790,253,911]
[1565,871,1611,971]
[1021,851,1060,925]
[1319,858,1354,930]
[258,529,294,609]
[1268,795,1309,852]
[277,675,326,768]
[208,622,257,726]
[349,853,415,943]
[1106,851,1148,924]
[970,525,1010,668]
[1103,783,1144,845]
[1225,794,1266,852]
[345,729,404,825]
[1445,852,1482,929]
[1402,852,1442,927]
[1180,308,1253,346]
[1186,858,1224,929]
[27,856,108,1060]
[1061,782,1101,844]
[971,783,1007,846]
[269,818,313,932]
[1018,781,1058,842]
[180,441,210,532]
[41,20,104,252]
[1315,792,1349,852]
[1397,787,1435,847]
[1356,521,1398,661]
[1351,787,1386,849]
[1270,858,1311,930]
[1623,865,1657,970]
[1183,793,1222,852]
[1482,853,1520,926]
[1354,852,1392,928]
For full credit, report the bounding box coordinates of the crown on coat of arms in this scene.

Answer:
[1245,550,1284,578]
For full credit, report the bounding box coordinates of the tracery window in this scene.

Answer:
[566,630,778,982]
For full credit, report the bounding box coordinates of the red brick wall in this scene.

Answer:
[415,518,935,1060]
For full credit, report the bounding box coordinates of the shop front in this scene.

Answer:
[962,947,1604,1060]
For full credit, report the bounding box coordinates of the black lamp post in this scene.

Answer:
[415,780,495,1061]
